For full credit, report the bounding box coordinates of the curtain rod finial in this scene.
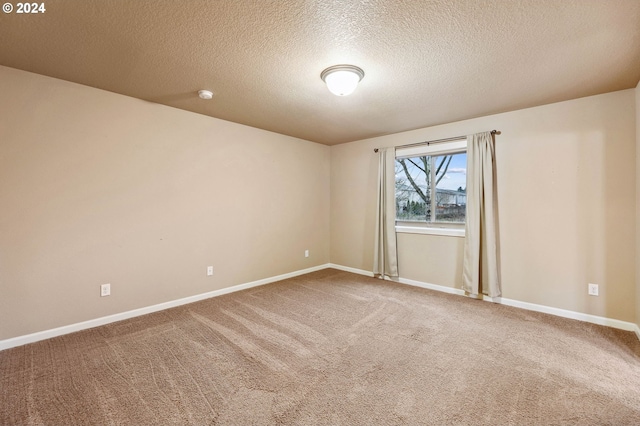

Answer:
[374,148,379,153]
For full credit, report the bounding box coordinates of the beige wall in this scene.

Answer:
[331,90,636,323]
[0,66,330,340]
[636,79,640,330]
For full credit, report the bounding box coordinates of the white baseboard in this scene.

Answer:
[328,264,640,337]
[328,263,374,277]
[3,263,638,351]
[397,276,466,296]
[0,264,331,351]
[492,296,638,332]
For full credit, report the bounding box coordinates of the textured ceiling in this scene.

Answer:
[1,0,639,145]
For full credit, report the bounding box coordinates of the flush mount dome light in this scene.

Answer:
[198,90,214,100]
[320,65,364,96]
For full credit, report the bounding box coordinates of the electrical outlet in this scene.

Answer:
[588,283,599,296]
[207,266,214,276]
[101,283,111,297]
[304,250,309,258]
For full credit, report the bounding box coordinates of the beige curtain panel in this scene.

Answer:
[462,131,500,297]
[373,147,399,278]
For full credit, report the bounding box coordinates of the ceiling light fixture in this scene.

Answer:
[320,65,364,96]
[198,90,213,100]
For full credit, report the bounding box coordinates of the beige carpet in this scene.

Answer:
[1,268,639,425]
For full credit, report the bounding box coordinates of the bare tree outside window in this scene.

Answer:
[396,152,466,223]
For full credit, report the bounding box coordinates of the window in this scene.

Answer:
[395,139,467,231]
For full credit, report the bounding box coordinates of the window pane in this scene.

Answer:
[395,152,466,224]
[433,153,466,223]
[395,156,431,221]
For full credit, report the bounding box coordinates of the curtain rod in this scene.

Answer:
[373,130,500,153]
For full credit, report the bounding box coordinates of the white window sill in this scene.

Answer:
[395,226,465,237]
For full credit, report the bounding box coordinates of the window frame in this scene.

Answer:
[395,138,467,237]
